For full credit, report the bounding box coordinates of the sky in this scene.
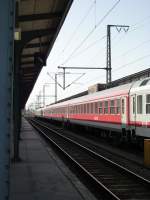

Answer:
[26,0,150,109]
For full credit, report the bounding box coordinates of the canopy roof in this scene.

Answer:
[17,0,73,108]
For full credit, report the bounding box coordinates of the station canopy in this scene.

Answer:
[17,0,73,108]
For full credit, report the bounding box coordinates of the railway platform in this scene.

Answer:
[10,118,96,200]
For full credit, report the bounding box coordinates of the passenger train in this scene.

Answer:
[35,78,150,142]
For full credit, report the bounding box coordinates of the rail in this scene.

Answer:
[29,118,150,200]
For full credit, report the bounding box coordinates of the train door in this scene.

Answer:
[121,97,127,127]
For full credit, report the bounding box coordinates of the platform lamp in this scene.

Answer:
[14,28,21,40]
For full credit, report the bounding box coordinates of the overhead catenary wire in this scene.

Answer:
[112,53,150,72]
[110,15,150,50]
[63,35,106,62]
[50,0,96,66]
[83,53,150,85]
[90,37,150,68]
[113,39,150,61]
[61,0,96,52]
[66,53,150,89]
[65,73,86,89]
[61,0,121,65]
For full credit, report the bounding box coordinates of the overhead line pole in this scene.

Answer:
[47,72,63,103]
[58,66,108,89]
[58,25,129,86]
[106,24,129,84]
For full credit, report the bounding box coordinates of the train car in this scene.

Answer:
[34,108,44,117]
[36,77,150,141]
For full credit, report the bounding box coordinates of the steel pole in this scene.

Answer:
[0,0,15,198]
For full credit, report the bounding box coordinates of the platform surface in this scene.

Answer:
[10,118,96,200]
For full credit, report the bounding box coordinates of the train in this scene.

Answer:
[35,77,150,144]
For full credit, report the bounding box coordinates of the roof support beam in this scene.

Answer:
[21,61,34,65]
[21,65,35,68]
[21,54,35,58]
[18,12,62,22]
[20,68,37,74]
[23,73,34,76]
[25,42,50,49]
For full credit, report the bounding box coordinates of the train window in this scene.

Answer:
[140,79,149,86]
[79,105,81,114]
[133,97,135,114]
[70,107,71,114]
[86,104,87,113]
[83,104,85,113]
[99,102,103,114]
[116,99,120,114]
[92,103,94,113]
[87,104,89,113]
[122,99,125,114]
[81,104,84,114]
[104,101,108,114]
[146,94,150,114]
[95,102,98,114]
[71,107,72,114]
[110,100,115,114]
[91,103,93,114]
[84,104,86,114]
[137,95,142,114]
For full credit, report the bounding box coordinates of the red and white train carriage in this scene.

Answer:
[36,78,150,140]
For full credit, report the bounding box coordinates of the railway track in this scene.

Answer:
[29,118,150,200]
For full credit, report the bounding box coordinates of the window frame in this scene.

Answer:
[110,99,115,114]
[99,101,103,114]
[122,99,125,114]
[146,94,150,114]
[104,101,108,114]
[137,95,143,114]
[116,99,121,114]
[95,102,98,114]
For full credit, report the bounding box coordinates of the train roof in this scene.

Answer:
[37,77,150,112]
[130,77,150,93]
[45,82,133,109]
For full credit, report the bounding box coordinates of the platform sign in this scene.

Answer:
[0,0,15,199]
